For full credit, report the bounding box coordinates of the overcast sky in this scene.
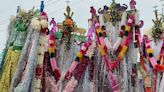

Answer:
[0,0,163,51]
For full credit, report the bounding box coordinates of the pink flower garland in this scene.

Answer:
[64,41,92,80]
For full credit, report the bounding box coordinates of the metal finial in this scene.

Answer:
[66,0,71,6]
[40,1,44,12]
[17,6,21,14]
[153,6,158,11]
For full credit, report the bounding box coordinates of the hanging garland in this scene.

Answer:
[152,10,163,41]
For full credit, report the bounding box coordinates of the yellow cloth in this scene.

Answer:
[96,27,102,34]
[118,51,124,60]
[98,45,106,56]
[77,51,83,59]
[122,46,128,53]
[118,46,128,60]
[0,47,21,92]
[147,48,153,54]
[49,47,55,53]
[125,26,131,32]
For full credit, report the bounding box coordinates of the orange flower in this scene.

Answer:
[65,18,73,27]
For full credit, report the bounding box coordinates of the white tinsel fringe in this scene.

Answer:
[31,17,41,30]
[40,19,48,29]
[135,11,140,25]
[31,17,48,30]
[121,11,127,26]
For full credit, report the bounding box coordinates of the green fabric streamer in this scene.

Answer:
[12,46,23,51]
[14,20,26,32]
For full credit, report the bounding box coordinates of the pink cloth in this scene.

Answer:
[95,22,100,29]
[108,71,120,92]
[69,61,79,73]
[87,27,95,40]
[99,37,106,47]
[81,45,87,51]
[50,18,57,33]
[50,57,58,70]
[149,57,157,68]
[127,15,135,26]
